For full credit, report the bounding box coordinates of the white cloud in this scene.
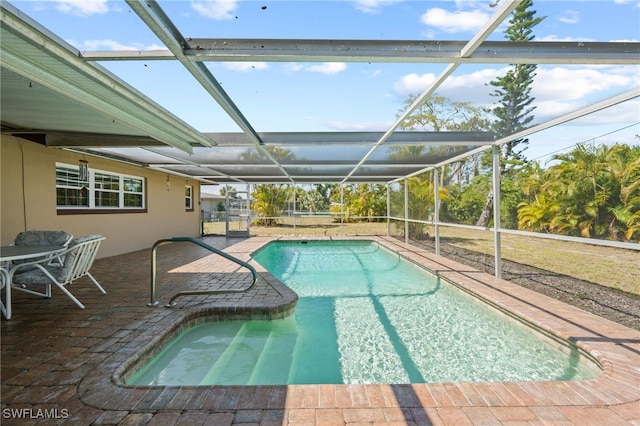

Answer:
[282,62,347,75]
[77,39,164,51]
[420,7,490,33]
[442,68,505,92]
[558,9,580,25]
[191,0,238,20]
[574,100,640,125]
[326,120,392,131]
[223,62,269,72]
[282,64,304,73]
[392,65,639,125]
[532,100,580,120]
[538,35,595,42]
[527,66,638,121]
[54,0,108,16]
[532,66,635,102]
[393,73,437,97]
[393,68,506,103]
[305,63,347,75]
[351,0,404,14]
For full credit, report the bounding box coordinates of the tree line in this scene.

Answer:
[248,139,639,243]
[247,0,638,243]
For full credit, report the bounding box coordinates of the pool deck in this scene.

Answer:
[1,235,639,425]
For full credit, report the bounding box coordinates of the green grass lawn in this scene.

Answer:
[436,226,639,296]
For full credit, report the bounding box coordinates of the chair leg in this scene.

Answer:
[1,268,10,320]
[87,272,107,294]
[53,282,85,309]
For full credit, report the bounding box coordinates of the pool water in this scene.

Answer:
[127,240,599,385]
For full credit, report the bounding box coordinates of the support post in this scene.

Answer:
[340,184,345,237]
[292,183,297,236]
[404,178,409,244]
[434,168,440,256]
[246,183,251,236]
[386,183,391,236]
[492,145,502,278]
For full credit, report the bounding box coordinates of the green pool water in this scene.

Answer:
[127,240,599,385]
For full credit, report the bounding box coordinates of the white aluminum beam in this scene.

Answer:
[202,131,495,146]
[125,0,293,182]
[83,40,640,65]
[393,87,640,184]
[342,0,521,184]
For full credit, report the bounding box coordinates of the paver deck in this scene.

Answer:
[1,235,639,425]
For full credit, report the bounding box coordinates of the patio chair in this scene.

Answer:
[11,230,73,268]
[10,235,106,310]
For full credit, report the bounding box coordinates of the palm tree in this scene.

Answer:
[517,143,640,241]
[299,189,325,213]
[407,175,450,238]
[244,146,297,226]
[251,184,290,226]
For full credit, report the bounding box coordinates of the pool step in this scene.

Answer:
[286,297,342,384]
[199,323,267,385]
[198,317,299,385]
[248,316,299,385]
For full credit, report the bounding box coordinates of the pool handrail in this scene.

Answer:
[149,237,259,307]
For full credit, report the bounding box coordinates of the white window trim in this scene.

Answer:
[56,162,145,211]
[185,184,193,211]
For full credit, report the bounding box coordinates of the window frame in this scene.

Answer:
[56,162,147,215]
[185,184,194,212]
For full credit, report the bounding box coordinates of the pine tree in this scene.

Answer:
[476,0,545,227]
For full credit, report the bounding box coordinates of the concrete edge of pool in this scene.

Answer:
[77,236,639,419]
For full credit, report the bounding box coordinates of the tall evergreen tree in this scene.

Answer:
[476,0,545,227]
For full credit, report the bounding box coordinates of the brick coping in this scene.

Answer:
[76,236,640,414]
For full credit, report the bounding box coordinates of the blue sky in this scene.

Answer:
[11,0,640,165]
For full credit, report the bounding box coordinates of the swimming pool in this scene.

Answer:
[126,240,599,386]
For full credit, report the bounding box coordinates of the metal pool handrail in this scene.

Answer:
[149,237,259,307]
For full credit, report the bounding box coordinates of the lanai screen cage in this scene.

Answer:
[1,0,639,278]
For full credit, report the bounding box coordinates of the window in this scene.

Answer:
[56,163,145,212]
[185,185,193,211]
[56,165,89,207]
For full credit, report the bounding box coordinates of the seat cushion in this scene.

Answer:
[12,265,63,286]
[14,230,73,246]
[12,230,73,272]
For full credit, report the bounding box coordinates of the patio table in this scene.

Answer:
[0,245,65,319]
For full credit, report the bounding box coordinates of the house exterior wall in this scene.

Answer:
[1,136,202,258]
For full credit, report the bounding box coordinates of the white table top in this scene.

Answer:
[0,245,65,262]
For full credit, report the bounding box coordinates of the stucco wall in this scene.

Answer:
[1,136,202,258]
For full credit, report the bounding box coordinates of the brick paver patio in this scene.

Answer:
[1,235,639,425]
